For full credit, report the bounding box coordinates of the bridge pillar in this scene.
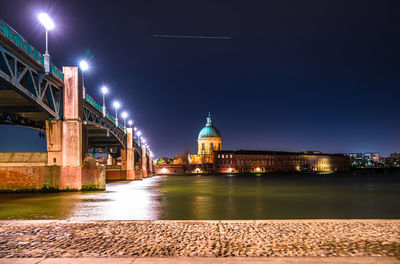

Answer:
[82,125,88,156]
[46,120,63,166]
[149,153,153,175]
[107,154,113,165]
[141,144,148,178]
[125,128,135,180]
[59,66,83,190]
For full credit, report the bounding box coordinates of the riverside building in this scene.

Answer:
[183,114,350,174]
[212,150,349,174]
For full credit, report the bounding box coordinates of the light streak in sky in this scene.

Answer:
[153,35,231,40]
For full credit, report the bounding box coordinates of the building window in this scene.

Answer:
[202,143,205,150]
[222,155,224,158]
[211,143,214,150]
[230,155,232,158]
[218,143,221,150]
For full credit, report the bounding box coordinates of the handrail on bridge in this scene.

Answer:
[0,17,143,150]
[0,19,64,82]
[84,93,141,147]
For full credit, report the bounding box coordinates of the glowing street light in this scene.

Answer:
[113,101,120,127]
[101,86,108,117]
[134,127,137,131]
[38,13,54,73]
[128,120,133,128]
[79,60,89,98]
[137,131,142,137]
[121,111,128,132]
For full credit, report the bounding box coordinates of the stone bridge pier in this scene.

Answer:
[45,66,105,190]
[0,67,105,191]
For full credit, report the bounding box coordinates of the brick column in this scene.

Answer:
[107,154,113,165]
[60,66,83,190]
[141,144,147,178]
[46,120,62,166]
[126,128,135,180]
[148,153,153,176]
[120,149,127,179]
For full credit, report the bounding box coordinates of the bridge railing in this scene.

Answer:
[84,93,141,147]
[0,19,64,82]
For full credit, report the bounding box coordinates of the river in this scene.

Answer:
[0,173,399,220]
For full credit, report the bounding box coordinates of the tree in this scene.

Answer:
[156,157,165,165]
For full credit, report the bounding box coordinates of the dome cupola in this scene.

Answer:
[198,113,222,139]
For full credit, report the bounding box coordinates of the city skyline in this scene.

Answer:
[0,0,399,157]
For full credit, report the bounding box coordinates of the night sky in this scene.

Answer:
[1,0,399,158]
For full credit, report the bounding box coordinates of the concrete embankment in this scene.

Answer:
[0,220,398,258]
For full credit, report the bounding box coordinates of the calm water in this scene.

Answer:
[0,174,399,220]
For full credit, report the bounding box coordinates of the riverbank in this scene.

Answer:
[0,220,399,258]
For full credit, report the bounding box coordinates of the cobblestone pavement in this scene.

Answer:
[0,257,400,264]
[0,220,399,258]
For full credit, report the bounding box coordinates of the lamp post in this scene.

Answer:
[122,112,128,132]
[38,13,54,74]
[128,120,133,128]
[101,86,108,117]
[79,60,88,98]
[113,101,120,127]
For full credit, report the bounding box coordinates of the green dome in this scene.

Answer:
[198,114,222,139]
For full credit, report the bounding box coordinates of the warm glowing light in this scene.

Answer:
[161,167,168,173]
[38,13,55,30]
[101,86,108,94]
[113,101,120,109]
[256,167,260,172]
[79,60,89,71]
[121,112,128,118]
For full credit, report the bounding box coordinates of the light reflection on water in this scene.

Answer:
[0,176,164,220]
[70,177,162,220]
[0,174,399,220]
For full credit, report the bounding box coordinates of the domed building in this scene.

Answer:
[189,113,222,165]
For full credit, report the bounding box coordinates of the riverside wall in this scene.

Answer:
[0,152,105,191]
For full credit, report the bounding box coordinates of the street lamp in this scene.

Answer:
[38,13,54,73]
[128,120,133,128]
[101,86,108,117]
[79,60,88,98]
[121,111,128,132]
[113,101,120,127]
[134,127,137,131]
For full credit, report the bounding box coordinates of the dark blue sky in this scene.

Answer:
[1,0,399,157]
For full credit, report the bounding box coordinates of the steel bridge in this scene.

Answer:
[0,19,143,150]
[0,18,151,190]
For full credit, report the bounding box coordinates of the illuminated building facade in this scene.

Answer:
[188,113,222,165]
[349,152,380,162]
[213,150,349,174]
